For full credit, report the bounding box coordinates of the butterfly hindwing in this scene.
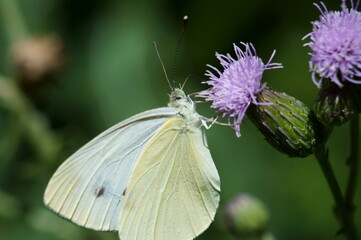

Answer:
[118,118,220,240]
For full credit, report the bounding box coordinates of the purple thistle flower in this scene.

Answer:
[199,42,282,137]
[304,0,361,88]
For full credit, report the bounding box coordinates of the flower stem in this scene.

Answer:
[345,114,360,231]
[0,115,23,172]
[0,75,61,162]
[0,0,28,44]
[314,146,359,240]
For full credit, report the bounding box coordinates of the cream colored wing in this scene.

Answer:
[44,107,177,231]
[118,118,220,240]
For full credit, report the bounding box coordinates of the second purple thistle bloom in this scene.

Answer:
[304,0,361,88]
[200,42,282,137]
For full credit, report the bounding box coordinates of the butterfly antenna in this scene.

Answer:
[171,15,188,87]
[181,73,205,90]
[153,41,173,90]
[180,74,191,90]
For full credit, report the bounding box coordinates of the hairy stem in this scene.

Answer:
[314,146,359,240]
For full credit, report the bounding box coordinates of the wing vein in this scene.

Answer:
[122,127,179,240]
[86,126,157,228]
[187,135,214,219]
[152,131,181,240]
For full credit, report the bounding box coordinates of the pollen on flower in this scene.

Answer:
[304,0,361,88]
[199,42,282,137]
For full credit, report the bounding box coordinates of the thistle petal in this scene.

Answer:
[199,42,282,136]
[305,1,361,87]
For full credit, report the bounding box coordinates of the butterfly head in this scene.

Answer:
[168,88,202,127]
[168,88,194,110]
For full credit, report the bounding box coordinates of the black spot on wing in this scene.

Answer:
[95,187,105,197]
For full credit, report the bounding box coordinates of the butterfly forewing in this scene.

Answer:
[44,107,177,231]
[118,118,220,240]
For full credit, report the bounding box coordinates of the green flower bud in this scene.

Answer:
[224,194,269,239]
[314,83,359,126]
[247,87,324,158]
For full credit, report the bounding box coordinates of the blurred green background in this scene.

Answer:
[0,0,360,239]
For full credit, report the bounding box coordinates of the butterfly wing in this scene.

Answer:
[118,118,220,240]
[44,107,177,231]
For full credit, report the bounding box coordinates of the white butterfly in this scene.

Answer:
[44,87,220,240]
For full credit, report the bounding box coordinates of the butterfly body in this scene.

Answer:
[44,88,220,240]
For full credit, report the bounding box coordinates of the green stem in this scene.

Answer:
[0,75,61,162]
[345,115,360,228]
[261,232,276,240]
[0,115,24,171]
[314,146,359,240]
[0,0,28,44]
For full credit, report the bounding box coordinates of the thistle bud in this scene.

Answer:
[314,83,359,126]
[247,87,324,158]
[11,35,65,83]
[224,194,269,239]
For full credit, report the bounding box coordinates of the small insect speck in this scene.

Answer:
[122,188,127,196]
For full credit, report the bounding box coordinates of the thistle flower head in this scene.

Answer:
[199,42,282,137]
[304,0,361,87]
